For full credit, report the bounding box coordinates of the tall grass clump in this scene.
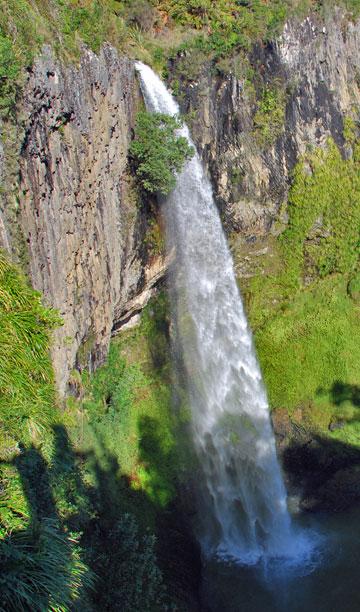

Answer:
[0,519,93,612]
[0,252,61,453]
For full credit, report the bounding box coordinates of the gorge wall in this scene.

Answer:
[172,9,360,238]
[0,45,166,395]
[1,9,359,396]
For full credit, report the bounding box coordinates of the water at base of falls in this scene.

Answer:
[135,61,316,566]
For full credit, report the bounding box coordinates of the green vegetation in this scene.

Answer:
[1,518,92,612]
[69,291,191,609]
[1,0,360,120]
[0,252,60,458]
[130,111,194,195]
[242,138,360,442]
[253,83,286,147]
[0,252,93,611]
[0,258,188,609]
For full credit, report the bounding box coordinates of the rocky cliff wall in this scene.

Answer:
[171,10,360,241]
[0,45,165,395]
[1,10,359,395]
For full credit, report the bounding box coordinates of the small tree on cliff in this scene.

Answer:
[129,111,194,195]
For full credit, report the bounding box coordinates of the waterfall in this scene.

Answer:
[135,62,302,565]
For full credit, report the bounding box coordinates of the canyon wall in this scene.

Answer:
[1,10,359,394]
[0,45,165,395]
[172,10,360,239]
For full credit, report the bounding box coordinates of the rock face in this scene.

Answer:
[1,45,164,396]
[1,10,360,395]
[171,10,360,238]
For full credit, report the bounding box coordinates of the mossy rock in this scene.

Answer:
[348,273,360,302]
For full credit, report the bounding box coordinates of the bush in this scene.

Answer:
[100,514,165,611]
[129,111,194,195]
[253,84,286,147]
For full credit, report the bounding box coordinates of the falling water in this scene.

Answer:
[135,62,307,565]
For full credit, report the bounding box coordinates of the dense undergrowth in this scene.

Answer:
[0,256,189,610]
[243,135,360,442]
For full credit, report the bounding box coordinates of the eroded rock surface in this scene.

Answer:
[171,10,360,239]
[1,10,360,395]
[4,45,155,395]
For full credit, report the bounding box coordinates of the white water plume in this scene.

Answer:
[135,61,311,565]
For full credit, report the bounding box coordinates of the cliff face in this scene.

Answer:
[1,11,359,395]
[172,11,360,240]
[0,45,165,395]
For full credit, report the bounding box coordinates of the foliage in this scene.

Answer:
[242,138,360,439]
[253,84,286,146]
[0,251,182,610]
[81,292,180,509]
[254,276,360,413]
[0,0,360,119]
[99,514,165,611]
[281,139,360,283]
[0,35,21,116]
[75,291,187,609]
[0,519,92,612]
[0,252,61,453]
[130,111,194,195]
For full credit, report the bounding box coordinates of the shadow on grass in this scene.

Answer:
[0,415,201,611]
[282,428,360,512]
[0,422,164,610]
[330,381,360,408]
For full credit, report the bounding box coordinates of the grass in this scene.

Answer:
[78,291,189,514]
[0,251,95,611]
[0,252,174,610]
[0,252,61,459]
[241,137,360,444]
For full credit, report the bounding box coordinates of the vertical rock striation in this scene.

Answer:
[1,10,359,394]
[171,11,360,237]
[6,45,149,395]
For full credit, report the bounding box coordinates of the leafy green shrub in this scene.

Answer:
[129,111,194,195]
[100,513,165,611]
